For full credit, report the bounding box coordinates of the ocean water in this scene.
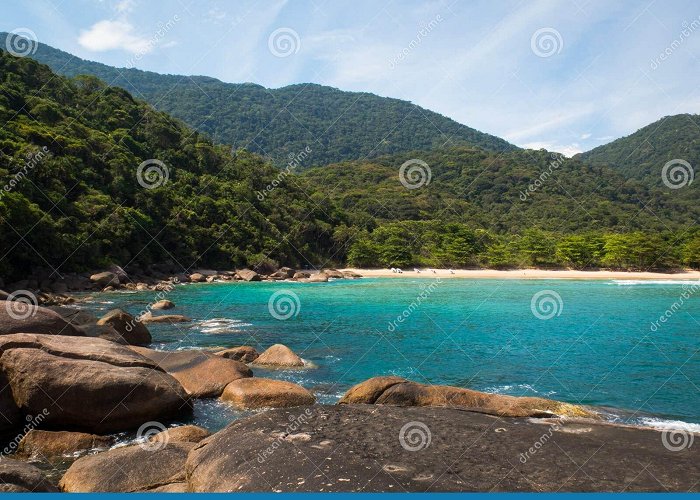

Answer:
[82,278,700,432]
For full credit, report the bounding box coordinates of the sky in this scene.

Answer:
[3,0,700,156]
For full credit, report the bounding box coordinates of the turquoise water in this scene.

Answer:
[82,278,700,431]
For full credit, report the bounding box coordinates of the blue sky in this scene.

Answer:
[3,0,700,155]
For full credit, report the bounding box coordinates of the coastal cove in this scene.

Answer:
[79,277,700,432]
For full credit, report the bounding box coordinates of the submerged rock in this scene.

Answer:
[151,299,175,310]
[140,312,191,324]
[16,430,113,459]
[220,377,315,409]
[59,442,195,492]
[129,347,252,398]
[339,376,595,418]
[0,457,57,492]
[0,334,191,433]
[253,344,305,368]
[185,404,700,492]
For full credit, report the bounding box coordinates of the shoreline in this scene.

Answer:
[342,268,700,280]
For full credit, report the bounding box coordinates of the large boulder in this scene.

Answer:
[16,430,113,459]
[237,269,261,282]
[338,377,595,418]
[215,346,259,363]
[0,369,21,431]
[59,442,195,492]
[221,378,315,409]
[90,271,119,287]
[129,347,252,398]
[0,303,83,337]
[253,344,305,368]
[185,404,700,492]
[0,457,57,492]
[96,309,151,346]
[150,425,210,444]
[321,269,344,279]
[269,267,295,280]
[189,273,206,283]
[0,334,191,433]
[304,273,328,283]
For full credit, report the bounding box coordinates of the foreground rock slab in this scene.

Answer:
[186,404,700,492]
[339,376,594,418]
[0,334,191,432]
[130,347,252,398]
[0,457,58,492]
[60,442,195,492]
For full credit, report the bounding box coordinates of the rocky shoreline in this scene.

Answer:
[0,269,697,492]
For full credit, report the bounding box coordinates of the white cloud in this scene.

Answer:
[78,19,152,54]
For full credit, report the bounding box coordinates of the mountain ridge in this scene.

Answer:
[2,32,517,167]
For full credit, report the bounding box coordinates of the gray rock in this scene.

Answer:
[186,404,700,492]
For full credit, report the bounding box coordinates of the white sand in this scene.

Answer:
[342,268,700,280]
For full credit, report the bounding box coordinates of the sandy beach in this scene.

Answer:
[342,268,700,280]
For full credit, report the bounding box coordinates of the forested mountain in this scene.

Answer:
[304,148,700,269]
[577,114,700,181]
[0,50,341,280]
[1,49,698,276]
[7,33,517,168]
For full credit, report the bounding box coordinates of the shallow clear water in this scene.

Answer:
[82,278,700,432]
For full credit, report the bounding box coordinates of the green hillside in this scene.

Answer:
[9,33,517,168]
[0,50,340,280]
[577,114,700,183]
